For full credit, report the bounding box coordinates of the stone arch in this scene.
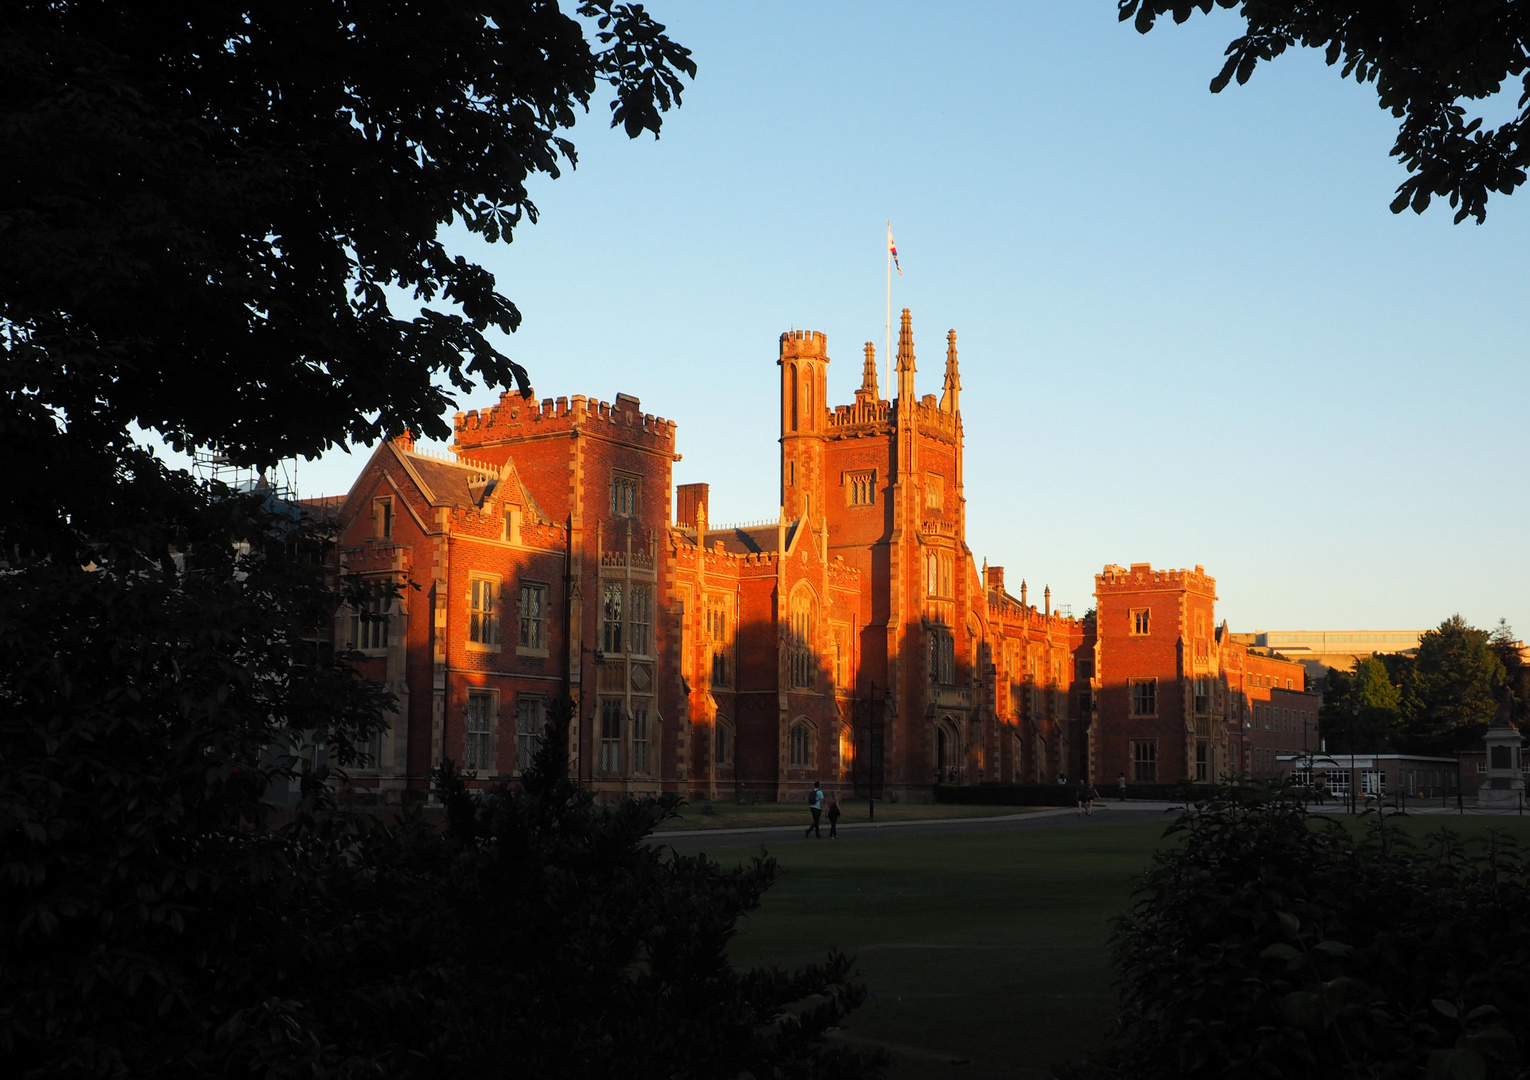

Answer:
[935,716,962,784]
[788,716,817,769]
[714,713,735,769]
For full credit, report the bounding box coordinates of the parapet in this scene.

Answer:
[1096,562,1217,593]
[779,329,828,362]
[453,390,677,451]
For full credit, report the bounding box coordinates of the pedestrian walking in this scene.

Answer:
[805,781,824,839]
[1076,777,1089,815]
[1083,778,1099,816]
[1117,772,1127,802]
[827,791,841,839]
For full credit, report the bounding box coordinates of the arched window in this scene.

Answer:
[789,720,814,767]
[927,551,939,597]
[789,586,815,689]
[789,364,798,432]
[803,364,813,430]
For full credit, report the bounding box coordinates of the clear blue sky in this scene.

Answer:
[291,2,1529,638]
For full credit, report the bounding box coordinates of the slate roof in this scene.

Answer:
[394,446,552,523]
[710,521,798,555]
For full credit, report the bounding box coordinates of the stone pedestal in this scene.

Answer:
[1477,718,1524,809]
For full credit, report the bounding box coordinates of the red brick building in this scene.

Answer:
[1091,563,1311,785]
[329,311,1292,801]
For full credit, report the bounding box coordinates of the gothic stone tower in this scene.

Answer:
[783,309,980,798]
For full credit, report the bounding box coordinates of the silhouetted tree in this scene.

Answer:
[1,9,881,1079]
[1119,1,1530,223]
[1398,614,1505,752]
[1,0,695,558]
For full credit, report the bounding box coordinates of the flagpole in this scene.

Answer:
[885,221,892,398]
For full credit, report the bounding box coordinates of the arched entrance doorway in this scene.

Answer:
[935,718,961,784]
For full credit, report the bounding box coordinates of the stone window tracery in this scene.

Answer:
[789,587,815,689]
[602,583,623,654]
[846,470,876,507]
[789,720,814,767]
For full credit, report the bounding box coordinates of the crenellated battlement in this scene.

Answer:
[912,396,961,434]
[453,389,677,452]
[519,518,566,549]
[779,329,828,361]
[828,399,891,428]
[986,596,1082,631]
[827,558,861,586]
[1095,562,1216,592]
[600,548,656,572]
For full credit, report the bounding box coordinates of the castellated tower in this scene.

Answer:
[779,330,829,521]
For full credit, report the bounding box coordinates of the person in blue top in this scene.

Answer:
[805,781,824,839]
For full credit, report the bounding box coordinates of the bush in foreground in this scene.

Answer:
[1080,787,1530,1080]
[1,516,882,1079]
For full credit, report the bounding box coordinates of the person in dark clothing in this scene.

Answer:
[1082,778,1099,816]
[826,791,841,839]
[805,781,824,839]
[1117,772,1127,802]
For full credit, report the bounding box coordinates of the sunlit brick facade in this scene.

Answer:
[1091,563,1309,786]
[329,311,1288,801]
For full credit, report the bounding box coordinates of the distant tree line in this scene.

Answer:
[1319,616,1527,754]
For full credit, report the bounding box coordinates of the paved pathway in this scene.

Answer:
[650,801,1186,854]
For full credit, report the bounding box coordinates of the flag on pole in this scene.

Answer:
[887,223,902,276]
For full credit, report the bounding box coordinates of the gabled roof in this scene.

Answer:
[333,439,553,528]
[403,452,492,510]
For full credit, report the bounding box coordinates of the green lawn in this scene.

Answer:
[653,797,1035,832]
[706,812,1530,1080]
[706,820,1169,1080]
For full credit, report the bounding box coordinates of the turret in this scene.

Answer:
[939,329,961,414]
[779,329,829,520]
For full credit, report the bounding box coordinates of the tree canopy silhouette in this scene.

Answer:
[0,0,695,557]
[1119,1,1530,223]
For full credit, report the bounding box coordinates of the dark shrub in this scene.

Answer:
[1089,787,1529,1080]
